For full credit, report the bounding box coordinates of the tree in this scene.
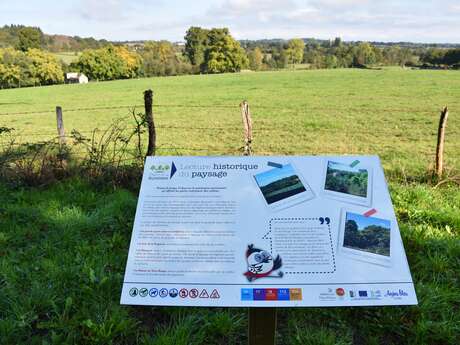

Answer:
[16,27,43,52]
[324,55,338,68]
[248,47,263,71]
[285,39,305,64]
[141,41,192,77]
[184,27,209,68]
[0,63,21,88]
[333,37,342,47]
[113,46,142,78]
[26,49,64,85]
[74,45,141,81]
[352,42,376,66]
[442,49,460,66]
[202,28,248,73]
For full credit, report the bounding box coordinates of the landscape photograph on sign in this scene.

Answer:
[343,212,391,257]
[324,161,369,198]
[253,164,307,205]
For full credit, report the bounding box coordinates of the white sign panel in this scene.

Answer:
[120,156,417,307]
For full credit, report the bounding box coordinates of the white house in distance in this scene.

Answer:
[65,72,89,84]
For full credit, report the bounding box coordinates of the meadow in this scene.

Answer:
[52,52,81,65]
[1,68,459,178]
[0,68,459,344]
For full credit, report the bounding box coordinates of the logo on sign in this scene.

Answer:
[149,162,177,180]
[179,289,188,298]
[243,244,283,282]
[189,289,199,298]
[199,289,210,298]
[358,290,368,297]
[169,288,178,298]
[336,288,345,297]
[210,289,220,299]
[139,288,148,297]
[159,288,168,298]
[384,289,408,298]
[129,287,138,297]
[149,288,158,297]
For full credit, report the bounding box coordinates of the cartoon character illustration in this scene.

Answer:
[244,244,283,282]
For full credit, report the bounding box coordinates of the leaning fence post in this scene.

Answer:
[144,89,156,156]
[435,106,449,179]
[55,106,66,146]
[240,100,253,156]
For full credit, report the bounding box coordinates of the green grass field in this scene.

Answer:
[51,52,81,65]
[1,68,459,178]
[0,68,459,344]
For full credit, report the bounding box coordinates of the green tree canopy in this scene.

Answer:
[74,45,141,81]
[248,47,264,71]
[184,27,248,74]
[203,28,248,73]
[16,27,44,52]
[286,39,305,64]
[0,47,63,88]
[26,48,64,85]
[140,41,192,77]
[184,27,209,68]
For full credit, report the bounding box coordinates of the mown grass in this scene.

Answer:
[0,179,458,344]
[0,68,459,179]
[0,68,459,344]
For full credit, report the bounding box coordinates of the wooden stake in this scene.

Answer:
[144,90,156,157]
[248,308,277,345]
[55,106,66,146]
[240,100,253,156]
[435,106,449,178]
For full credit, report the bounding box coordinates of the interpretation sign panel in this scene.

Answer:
[120,156,417,307]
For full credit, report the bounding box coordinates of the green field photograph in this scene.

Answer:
[1,1,460,344]
[254,164,306,204]
[325,161,369,198]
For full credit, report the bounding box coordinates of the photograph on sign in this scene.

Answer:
[253,162,315,211]
[338,208,393,267]
[322,160,373,206]
[120,156,417,307]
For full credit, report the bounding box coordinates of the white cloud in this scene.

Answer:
[78,0,126,21]
[2,0,459,43]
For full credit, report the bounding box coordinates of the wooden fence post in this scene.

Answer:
[240,100,253,156]
[55,106,66,145]
[144,90,156,156]
[248,308,277,345]
[435,106,449,179]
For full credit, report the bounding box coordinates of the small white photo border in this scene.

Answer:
[321,159,373,206]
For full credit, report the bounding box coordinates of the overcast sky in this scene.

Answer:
[1,0,459,43]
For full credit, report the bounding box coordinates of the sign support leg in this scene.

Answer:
[248,308,277,345]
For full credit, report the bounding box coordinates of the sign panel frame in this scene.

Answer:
[120,156,417,307]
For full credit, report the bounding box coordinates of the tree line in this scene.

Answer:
[0,25,108,52]
[1,25,460,89]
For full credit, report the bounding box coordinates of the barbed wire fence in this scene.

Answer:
[0,90,258,158]
[0,89,452,177]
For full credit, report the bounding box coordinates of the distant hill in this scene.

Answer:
[2,24,459,53]
[0,24,109,52]
[240,38,460,50]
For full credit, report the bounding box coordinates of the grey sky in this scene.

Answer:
[0,0,459,43]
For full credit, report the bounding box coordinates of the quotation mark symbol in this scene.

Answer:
[319,217,331,225]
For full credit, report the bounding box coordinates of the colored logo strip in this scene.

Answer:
[241,288,302,301]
